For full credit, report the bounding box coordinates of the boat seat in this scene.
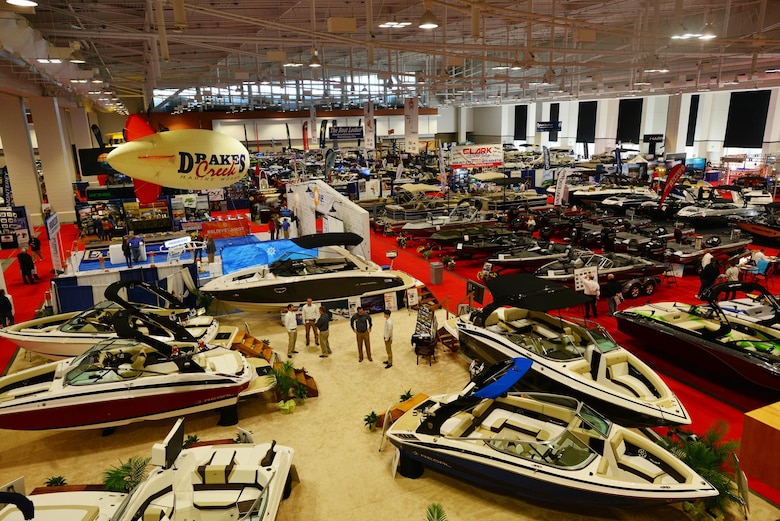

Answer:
[533,324,560,339]
[440,413,475,437]
[613,439,664,482]
[471,400,493,419]
[32,505,100,521]
[607,360,653,398]
[143,504,172,521]
[206,350,243,374]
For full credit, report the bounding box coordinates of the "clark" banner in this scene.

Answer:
[449,144,504,169]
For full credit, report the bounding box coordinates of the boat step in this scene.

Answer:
[437,327,460,352]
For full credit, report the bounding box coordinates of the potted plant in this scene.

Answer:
[44,476,67,487]
[660,420,741,521]
[440,255,456,270]
[425,503,448,521]
[400,389,413,402]
[364,411,378,431]
[396,235,408,248]
[272,361,307,412]
[103,456,150,492]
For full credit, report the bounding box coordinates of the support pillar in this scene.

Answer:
[0,93,41,223]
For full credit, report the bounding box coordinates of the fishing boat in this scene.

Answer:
[449,274,690,427]
[0,281,235,360]
[400,199,497,238]
[386,358,715,508]
[534,252,666,286]
[0,311,275,430]
[733,202,780,242]
[615,281,780,392]
[488,243,589,272]
[664,234,752,265]
[201,233,417,313]
[0,418,295,521]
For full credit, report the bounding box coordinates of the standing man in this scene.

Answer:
[382,310,393,369]
[268,217,277,241]
[315,306,332,358]
[194,232,204,262]
[350,306,373,362]
[603,273,623,317]
[300,297,319,346]
[28,234,43,262]
[281,218,291,239]
[205,235,217,264]
[0,289,13,326]
[282,304,299,359]
[17,247,35,284]
[582,273,600,318]
[121,235,133,267]
[128,232,144,263]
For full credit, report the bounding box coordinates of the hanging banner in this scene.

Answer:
[438,145,448,189]
[404,97,420,154]
[363,101,375,151]
[450,144,503,169]
[658,163,686,206]
[553,170,572,207]
[309,106,318,149]
[329,126,364,139]
[302,121,309,151]
[542,146,551,170]
[536,121,562,132]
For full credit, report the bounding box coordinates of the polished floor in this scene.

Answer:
[0,308,777,521]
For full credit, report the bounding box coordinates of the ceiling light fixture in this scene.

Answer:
[699,22,717,40]
[419,1,438,30]
[379,20,411,29]
[309,50,322,68]
[6,0,38,6]
[69,50,86,64]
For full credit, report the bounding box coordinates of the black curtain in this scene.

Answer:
[616,98,643,144]
[685,95,700,147]
[724,90,771,148]
[549,103,560,141]
[576,101,597,143]
[514,105,528,140]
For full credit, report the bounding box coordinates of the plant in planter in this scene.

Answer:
[182,434,199,448]
[103,456,150,492]
[396,234,408,248]
[272,361,308,412]
[364,411,378,431]
[440,255,456,270]
[44,476,67,487]
[425,503,448,521]
[660,420,741,521]
[399,389,413,402]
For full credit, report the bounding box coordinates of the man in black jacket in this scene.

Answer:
[17,248,35,284]
[0,289,13,326]
[603,274,623,317]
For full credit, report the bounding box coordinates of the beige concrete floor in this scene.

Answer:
[0,308,777,521]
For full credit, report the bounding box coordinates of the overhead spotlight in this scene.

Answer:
[69,50,86,63]
[6,0,38,6]
[699,22,717,40]
[419,9,438,30]
[671,23,702,40]
[510,59,523,71]
[309,50,322,68]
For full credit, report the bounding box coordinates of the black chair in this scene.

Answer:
[412,333,437,366]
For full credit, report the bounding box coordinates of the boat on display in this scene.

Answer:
[733,202,780,242]
[400,199,497,238]
[448,274,690,427]
[201,233,417,313]
[599,192,660,213]
[664,234,752,266]
[0,312,275,430]
[534,252,666,287]
[569,185,657,209]
[386,358,715,508]
[676,201,762,226]
[615,281,780,392]
[0,280,236,360]
[488,242,589,272]
[0,418,295,521]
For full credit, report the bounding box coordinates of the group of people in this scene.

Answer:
[267,215,292,241]
[119,231,218,269]
[580,272,624,318]
[282,298,394,368]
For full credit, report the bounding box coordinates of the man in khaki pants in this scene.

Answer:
[350,307,372,362]
[282,304,299,358]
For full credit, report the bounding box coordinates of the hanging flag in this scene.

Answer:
[309,105,318,149]
[285,123,291,149]
[542,146,551,170]
[363,101,375,151]
[302,121,309,151]
[319,120,328,148]
[404,97,419,153]
[658,163,686,206]
[614,147,623,176]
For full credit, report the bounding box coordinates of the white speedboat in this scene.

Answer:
[387,358,716,508]
[0,418,295,521]
[0,280,236,360]
[448,274,690,427]
[0,325,275,430]
[202,233,417,313]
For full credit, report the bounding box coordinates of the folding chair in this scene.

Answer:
[753,260,775,289]
[662,262,678,287]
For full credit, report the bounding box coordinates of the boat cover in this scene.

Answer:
[485,273,593,311]
[290,232,363,249]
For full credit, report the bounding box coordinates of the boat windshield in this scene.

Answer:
[579,321,621,354]
[60,303,120,333]
[577,403,612,438]
[65,339,159,386]
[486,431,596,470]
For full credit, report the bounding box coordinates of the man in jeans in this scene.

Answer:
[282,304,299,359]
[350,306,373,362]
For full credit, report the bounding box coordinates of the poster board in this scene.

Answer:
[573,266,598,291]
[406,287,419,308]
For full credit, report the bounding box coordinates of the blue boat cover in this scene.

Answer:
[221,239,317,274]
[473,358,533,399]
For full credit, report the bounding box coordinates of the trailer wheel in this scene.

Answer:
[643,280,657,296]
[627,283,642,299]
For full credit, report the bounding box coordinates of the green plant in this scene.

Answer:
[103,456,150,492]
[364,411,378,431]
[396,235,407,248]
[44,476,67,487]
[192,288,213,310]
[425,503,448,521]
[182,434,199,448]
[421,249,432,260]
[400,389,413,402]
[440,255,456,270]
[272,361,307,406]
[661,420,741,519]
[260,339,271,345]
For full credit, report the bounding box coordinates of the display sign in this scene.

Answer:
[363,101,375,151]
[450,144,504,169]
[536,121,562,132]
[45,210,63,273]
[328,126,364,140]
[201,219,250,239]
[554,170,572,206]
[404,97,420,154]
[573,266,598,292]
[643,134,664,143]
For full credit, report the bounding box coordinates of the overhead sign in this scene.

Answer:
[643,134,664,143]
[536,121,562,132]
[328,126,364,140]
[450,144,504,169]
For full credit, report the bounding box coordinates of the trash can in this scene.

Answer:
[430,261,444,285]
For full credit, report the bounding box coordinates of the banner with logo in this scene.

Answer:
[404,97,420,153]
[363,101,375,151]
[201,219,250,239]
[658,163,686,206]
[542,146,551,170]
[450,144,503,169]
[553,170,572,207]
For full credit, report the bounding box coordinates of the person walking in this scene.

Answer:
[382,310,393,369]
[604,273,623,317]
[205,235,217,264]
[282,304,299,359]
[350,306,373,362]
[582,272,600,318]
[315,306,332,358]
[128,232,144,263]
[121,235,133,267]
[268,216,277,241]
[28,234,43,262]
[300,297,319,346]
[0,289,14,327]
[17,247,35,284]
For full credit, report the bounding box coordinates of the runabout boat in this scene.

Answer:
[0,314,275,430]
[664,234,752,265]
[488,242,589,272]
[386,358,715,508]
[615,281,780,391]
[201,233,416,313]
[733,202,780,242]
[534,252,666,284]
[0,281,234,360]
[448,274,690,427]
[0,418,295,521]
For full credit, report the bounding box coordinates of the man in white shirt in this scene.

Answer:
[752,249,770,263]
[701,249,713,269]
[300,297,319,346]
[383,310,393,369]
[282,304,299,358]
[582,273,600,319]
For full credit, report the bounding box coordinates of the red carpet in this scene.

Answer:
[372,228,780,505]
